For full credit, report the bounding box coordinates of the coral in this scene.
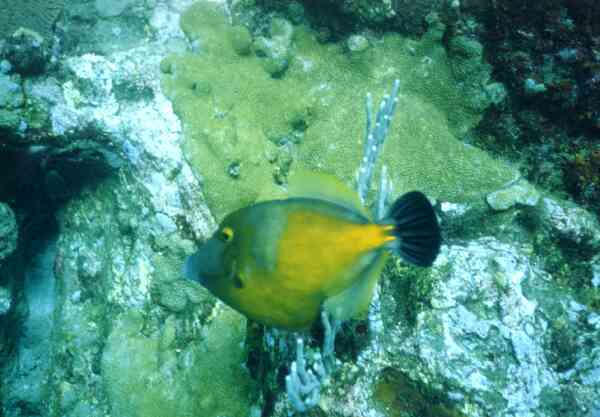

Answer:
[357,79,399,203]
[0,0,64,41]
[162,1,516,220]
[252,18,294,77]
[285,337,326,412]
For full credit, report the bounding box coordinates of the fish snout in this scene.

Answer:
[182,238,225,286]
[183,252,207,285]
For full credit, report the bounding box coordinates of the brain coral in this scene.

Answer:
[162,1,517,220]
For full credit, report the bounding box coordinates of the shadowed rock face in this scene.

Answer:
[0,203,17,262]
[256,0,447,36]
[1,238,58,416]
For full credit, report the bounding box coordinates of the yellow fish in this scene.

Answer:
[184,171,440,330]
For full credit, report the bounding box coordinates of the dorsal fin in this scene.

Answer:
[287,169,370,218]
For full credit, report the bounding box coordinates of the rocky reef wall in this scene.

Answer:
[0,1,598,417]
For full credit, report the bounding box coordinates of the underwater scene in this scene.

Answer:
[0,0,599,416]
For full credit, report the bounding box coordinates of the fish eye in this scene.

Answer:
[220,227,234,242]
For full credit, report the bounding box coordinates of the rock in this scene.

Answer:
[0,60,12,74]
[94,0,135,18]
[331,0,442,35]
[2,28,50,75]
[540,197,600,249]
[0,74,24,109]
[0,286,11,315]
[252,17,294,77]
[303,237,600,417]
[2,238,58,416]
[486,178,540,211]
[155,281,189,312]
[449,35,484,59]
[1,1,218,416]
[483,81,507,106]
[346,34,369,53]
[229,25,253,56]
[440,201,469,217]
[0,203,17,262]
[524,78,547,95]
[592,255,600,288]
[0,108,21,131]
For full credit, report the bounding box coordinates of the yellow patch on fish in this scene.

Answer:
[277,210,394,296]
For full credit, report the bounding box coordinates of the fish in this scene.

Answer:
[184,171,441,330]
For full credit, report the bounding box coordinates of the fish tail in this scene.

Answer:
[383,191,441,267]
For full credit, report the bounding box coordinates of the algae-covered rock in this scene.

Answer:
[0,74,24,109]
[230,25,253,56]
[0,0,64,41]
[0,73,26,136]
[297,237,600,417]
[486,178,540,211]
[292,0,445,36]
[1,28,51,76]
[593,256,600,289]
[0,203,17,262]
[540,197,600,249]
[0,109,21,131]
[162,1,517,220]
[448,34,504,112]
[0,285,11,315]
[346,34,369,53]
[94,0,136,18]
[2,238,58,416]
[102,308,255,417]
